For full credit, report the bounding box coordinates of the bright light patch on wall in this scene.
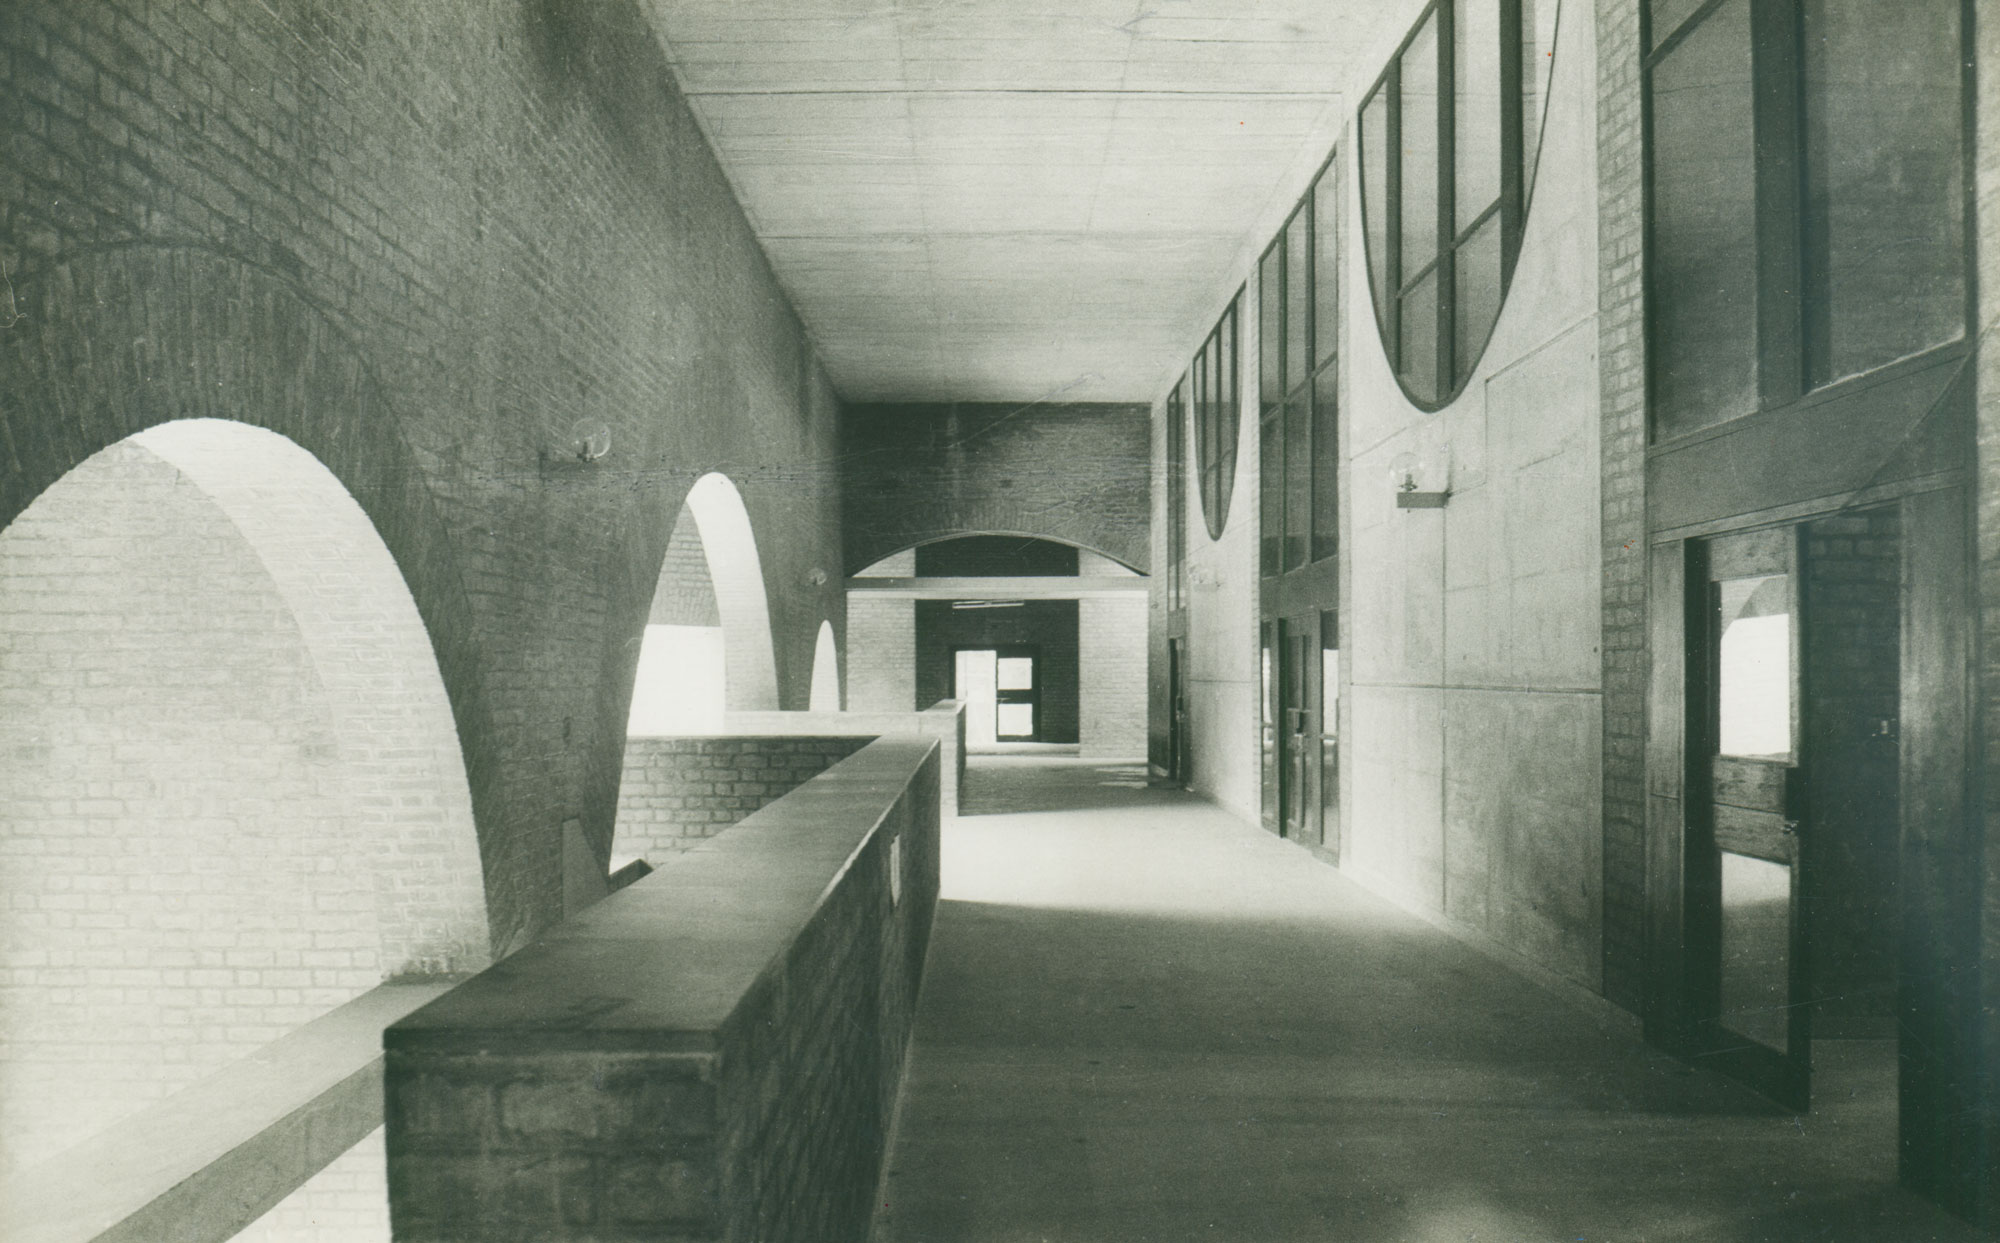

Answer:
[629,624,726,735]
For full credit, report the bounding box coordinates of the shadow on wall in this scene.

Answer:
[628,472,779,736]
[0,421,487,1199]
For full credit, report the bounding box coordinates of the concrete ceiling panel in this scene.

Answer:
[644,0,1428,402]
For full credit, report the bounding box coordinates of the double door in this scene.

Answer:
[1263,612,1340,856]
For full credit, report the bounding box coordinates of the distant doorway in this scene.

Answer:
[955,647,1040,747]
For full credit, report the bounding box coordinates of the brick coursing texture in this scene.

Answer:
[0,0,848,953]
[234,1127,391,1243]
[841,403,1153,575]
[387,747,941,1243]
[649,508,723,627]
[0,442,390,1170]
[1595,0,1650,1013]
[1080,595,1149,758]
[613,737,872,860]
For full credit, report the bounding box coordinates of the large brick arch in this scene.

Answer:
[0,244,510,944]
[0,419,489,1171]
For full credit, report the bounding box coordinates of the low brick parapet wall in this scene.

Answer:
[385,736,942,1242]
[614,735,874,860]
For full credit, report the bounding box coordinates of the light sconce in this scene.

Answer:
[568,420,611,463]
[807,567,829,588]
[1186,565,1224,592]
[1390,446,1451,509]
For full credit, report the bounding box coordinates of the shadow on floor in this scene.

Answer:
[961,757,1157,815]
[879,759,1991,1243]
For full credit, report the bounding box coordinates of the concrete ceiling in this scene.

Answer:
[643,1,1422,404]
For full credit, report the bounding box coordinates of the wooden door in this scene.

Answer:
[1691,526,1811,1109]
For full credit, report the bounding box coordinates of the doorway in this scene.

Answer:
[1684,508,1902,1123]
[1167,637,1190,785]
[1263,612,1336,850]
[955,647,1040,747]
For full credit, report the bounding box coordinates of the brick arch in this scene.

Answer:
[0,420,488,1171]
[0,243,518,944]
[857,531,1145,576]
[681,472,781,712]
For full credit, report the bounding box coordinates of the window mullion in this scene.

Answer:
[1499,0,1525,279]
[1751,0,1805,406]
[1436,0,1457,400]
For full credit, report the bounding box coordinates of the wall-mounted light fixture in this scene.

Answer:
[569,420,611,463]
[1186,565,1225,592]
[1390,447,1451,509]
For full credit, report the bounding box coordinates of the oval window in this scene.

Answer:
[1359,0,1563,407]
[1192,294,1242,539]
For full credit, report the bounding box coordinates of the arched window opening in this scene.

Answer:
[1359,0,1563,406]
[0,419,487,1220]
[809,621,842,712]
[627,472,781,736]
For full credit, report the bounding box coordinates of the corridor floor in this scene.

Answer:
[873,757,1990,1243]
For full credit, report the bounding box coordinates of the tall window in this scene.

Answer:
[1259,158,1341,579]
[1166,376,1188,612]
[1646,0,1966,441]
[1359,0,1559,406]
[1192,296,1242,539]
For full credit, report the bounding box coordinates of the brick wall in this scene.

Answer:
[0,0,847,956]
[0,433,484,1177]
[649,506,722,628]
[846,596,916,712]
[234,1127,391,1243]
[1595,0,1650,1014]
[1080,595,1148,758]
[386,738,942,1243]
[1801,507,1900,1025]
[613,737,872,861]
[841,403,1152,575]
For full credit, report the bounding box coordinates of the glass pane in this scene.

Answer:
[1453,212,1504,387]
[1314,160,1339,367]
[1219,306,1239,504]
[1400,12,1441,274]
[1286,207,1310,393]
[1803,0,1964,383]
[1320,645,1341,849]
[1261,625,1278,822]
[1260,242,1284,410]
[1361,89,1393,338]
[996,656,1034,691]
[1400,272,1440,404]
[996,703,1035,737]
[1648,0,1711,51]
[1193,348,1211,514]
[1649,1,1758,439]
[1522,0,1559,199]
[1720,851,1793,1051]
[1455,0,1502,232]
[1717,575,1793,761]
[1312,365,1339,563]
[1260,415,1282,576]
[1284,396,1310,570]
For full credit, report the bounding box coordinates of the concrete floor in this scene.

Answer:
[873,757,1991,1243]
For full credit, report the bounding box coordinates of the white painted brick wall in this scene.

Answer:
[0,423,488,1180]
[1080,595,1149,758]
[233,1126,390,1243]
[846,596,915,713]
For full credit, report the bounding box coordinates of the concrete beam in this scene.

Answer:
[844,576,1147,599]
